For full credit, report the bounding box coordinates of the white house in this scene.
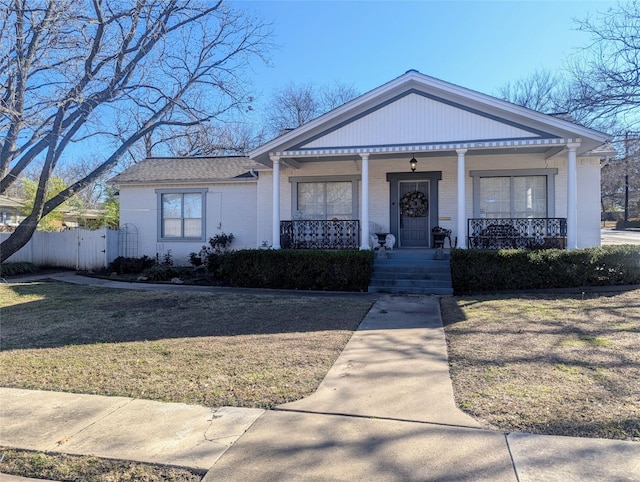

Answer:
[110,156,263,261]
[111,70,613,264]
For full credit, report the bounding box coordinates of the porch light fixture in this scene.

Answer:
[409,155,417,173]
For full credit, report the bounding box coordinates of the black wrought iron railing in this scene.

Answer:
[280,220,360,249]
[468,218,567,249]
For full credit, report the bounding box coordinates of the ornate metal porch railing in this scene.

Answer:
[468,218,567,249]
[280,220,360,249]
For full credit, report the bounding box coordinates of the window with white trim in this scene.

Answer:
[471,169,557,218]
[290,176,359,220]
[156,189,206,240]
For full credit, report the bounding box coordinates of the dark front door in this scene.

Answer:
[399,181,430,247]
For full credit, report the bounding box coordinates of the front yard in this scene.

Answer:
[1,280,638,480]
[2,280,638,441]
[0,281,373,408]
[441,289,640,441]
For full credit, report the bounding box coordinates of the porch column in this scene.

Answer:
[566,142,580,249]
[271,155,281,250]
[359,153,371,250]
[456,149,467,248]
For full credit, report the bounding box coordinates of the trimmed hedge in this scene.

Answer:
[211,249,374,292]
[616,219,640,230]
[451,245,640,293]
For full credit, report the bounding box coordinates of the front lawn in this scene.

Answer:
[0,281,373,408]
[441,289,640,441]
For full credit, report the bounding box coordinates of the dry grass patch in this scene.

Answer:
[441,289,640,441]
[0,447,202,481]
[0,281,373,408]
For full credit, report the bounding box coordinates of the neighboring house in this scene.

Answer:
[112,70,614,264]
[60,208,103,229]
[0,195,25,231]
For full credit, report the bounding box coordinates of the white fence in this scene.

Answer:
[1,228,120,271]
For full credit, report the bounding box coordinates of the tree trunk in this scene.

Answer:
[1,216,39,264]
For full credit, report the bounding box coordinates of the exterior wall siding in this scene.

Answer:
[577,158,602,248]
[303,93,539,149]
[119,181,257,265]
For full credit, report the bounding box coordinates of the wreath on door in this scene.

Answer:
[400,190,428,217]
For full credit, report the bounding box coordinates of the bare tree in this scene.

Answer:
[263,81,358,137]
[497,69,566,113]
[145,121,268,157]
[0,0,271,262]
[567,1,640,129]
[319,81,359,111]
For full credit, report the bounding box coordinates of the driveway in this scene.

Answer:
[601,228,640,245]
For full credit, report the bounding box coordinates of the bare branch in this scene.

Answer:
[1,0,271,262]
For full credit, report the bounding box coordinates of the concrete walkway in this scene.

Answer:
[1,274,639,481]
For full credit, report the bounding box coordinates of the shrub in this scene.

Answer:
[214,249,374,292]
[0,262,38,277]
[451,245,640,293]
[142,264,182,281]
[190,233,235,267]
[210,232,234,254]
[109,256,156,274]
[616,219,640,230]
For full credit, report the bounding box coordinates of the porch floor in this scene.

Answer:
[368,248,453,296]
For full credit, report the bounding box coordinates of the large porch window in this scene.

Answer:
[290,176,359,220]
[297,181,352,220]
[479,175,547,218]
[471,169,557,218]
[469,168,565,249]
[284,176,360,249]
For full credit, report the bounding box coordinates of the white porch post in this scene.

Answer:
[359,153,370,250]
[271,155,281,250]
[566,142,580,249]
[456,149,467,248]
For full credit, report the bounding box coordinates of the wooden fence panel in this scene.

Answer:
[1,228,120,270]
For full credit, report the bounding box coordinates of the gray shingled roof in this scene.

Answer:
[109,157,262,185]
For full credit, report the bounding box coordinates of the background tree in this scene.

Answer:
[499,2,640,224]
[497,69,567,114]
[20,176,68,231]
[567,1,640,130]
[0,0,271,262]
[263,81,359,138]
[154,122,268,157]
[98,186,120,230]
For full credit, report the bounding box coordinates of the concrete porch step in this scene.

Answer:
[380,249,451,261]
[368,285,453,295]
[370,278,452,288]
[370,271,452,281]
[368,249,453,296]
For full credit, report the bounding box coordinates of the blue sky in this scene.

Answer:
[233,0,617,105]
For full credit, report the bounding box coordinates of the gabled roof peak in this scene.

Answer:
[250,71,612,165]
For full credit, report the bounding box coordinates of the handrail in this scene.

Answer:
[468,218,567,249]
[280,220,360,249]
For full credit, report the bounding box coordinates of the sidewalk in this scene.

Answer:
[2,276,639,480]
